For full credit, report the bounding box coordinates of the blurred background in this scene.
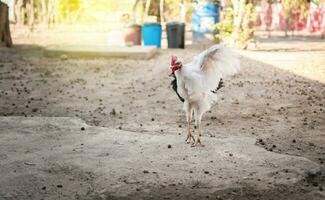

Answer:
[0,3,325,199]
[0,0,325,48]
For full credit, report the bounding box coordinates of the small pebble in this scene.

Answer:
[60,55,68,60]
[110,108,116,115]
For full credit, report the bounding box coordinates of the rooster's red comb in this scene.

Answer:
[171,56,177,65]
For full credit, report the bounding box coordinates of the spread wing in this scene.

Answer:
[179,44,240,100]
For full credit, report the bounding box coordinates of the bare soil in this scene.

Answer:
[0,28,324,199]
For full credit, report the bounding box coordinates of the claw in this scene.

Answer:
[185,133,195,144]
[191,137,205,147]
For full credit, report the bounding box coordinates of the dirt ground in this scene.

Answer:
[0,28,325,199]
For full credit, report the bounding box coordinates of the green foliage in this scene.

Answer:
[214,7,235,43]
[238,3,255,48]
[57,0,133,24]
[207,0,221,3]
[281,0,307,34]
[215,2,255,49]
[59,0,80,14]
[164,0,192,22]
[59,0,80,21]
[282,0,307,13]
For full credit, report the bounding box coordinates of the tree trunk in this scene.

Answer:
[15,0,25,25]
[28,0,35,31]
[47,0,58,27]
[231,0,245,46]
[145,0,152,19]
[132,0,141,23]
[0,2,13,47]
[284,17,289,37]
[40,0,48,25]
[159,0,164,23]
[180,0,187,23]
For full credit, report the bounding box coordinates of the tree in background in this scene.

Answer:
[14,0,62,29]
[281,0,308,36]
[0,1,13,47]
[269,0,325,37]
[8,0,195,30]
[59,0,82,24]
[13,0,117,29]
[164,0,191,22]
[215,0,256,49]
[131,0,191,24]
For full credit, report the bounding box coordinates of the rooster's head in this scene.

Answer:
[170,56,182,73]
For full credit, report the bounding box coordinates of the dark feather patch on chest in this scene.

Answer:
[170,73,185,102]
[170,74,224,102]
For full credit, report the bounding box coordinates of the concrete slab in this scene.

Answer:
[44,45,158,59]
[0,117,320,199]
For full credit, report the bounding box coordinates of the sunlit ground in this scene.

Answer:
[1,24,325,199]
[11,24,195,48]
[241,50,325,84]
[11,24,325,84]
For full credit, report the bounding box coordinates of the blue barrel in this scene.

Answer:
[142,23,162,48]
[192,2,220,42]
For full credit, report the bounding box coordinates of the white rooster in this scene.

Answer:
[169,44,240,146]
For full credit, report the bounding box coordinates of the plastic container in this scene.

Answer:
[166,22,185,49]
[124,24,142,46]
[142,23,162,48]
[192,2,220,42]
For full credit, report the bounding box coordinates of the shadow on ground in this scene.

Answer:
[0,45,324,200]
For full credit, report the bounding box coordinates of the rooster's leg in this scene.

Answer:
[193,122,204,147]
[185,121,194,143]
[192,109,204,147]
[185,103,194,143]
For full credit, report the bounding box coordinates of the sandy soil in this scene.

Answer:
[0,116,320,200]
[0,28,325,199]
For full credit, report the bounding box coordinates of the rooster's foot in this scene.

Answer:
[185,133,195,144]
[191,137,205,147]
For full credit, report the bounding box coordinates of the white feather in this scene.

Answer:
[175,44,240,113]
